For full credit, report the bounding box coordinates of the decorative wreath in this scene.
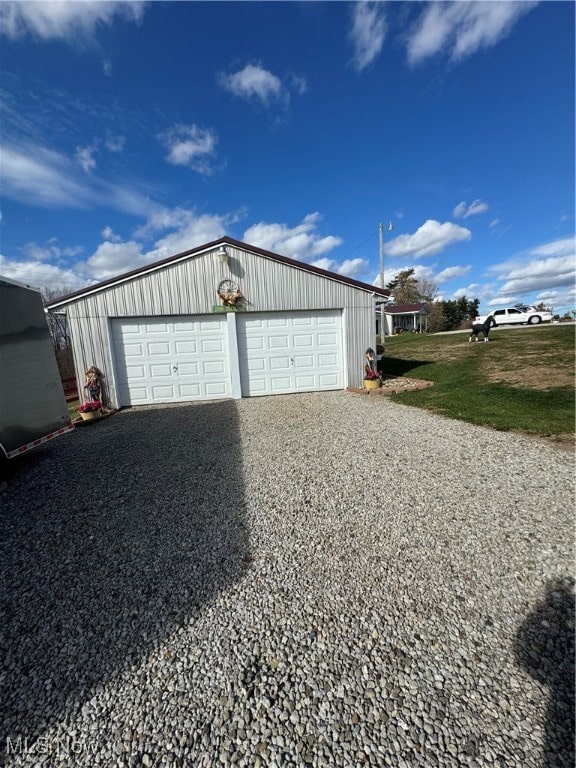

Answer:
[217,279,244,307]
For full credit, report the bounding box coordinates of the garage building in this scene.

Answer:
[47,237,389,408]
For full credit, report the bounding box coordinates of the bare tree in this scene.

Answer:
[41,288,71,357]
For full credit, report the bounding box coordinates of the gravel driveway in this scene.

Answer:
[1,392,573,768]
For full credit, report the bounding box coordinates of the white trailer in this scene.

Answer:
[0,276,74,459]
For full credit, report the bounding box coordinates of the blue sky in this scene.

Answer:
[1,0,574,314]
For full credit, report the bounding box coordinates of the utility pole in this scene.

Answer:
[378,221,394,289]
[378,221,394,341]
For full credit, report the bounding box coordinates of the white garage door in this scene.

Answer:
[237,310,343,396]
[112,316,231,405]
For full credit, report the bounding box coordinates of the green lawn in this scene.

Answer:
[381,325,575,439]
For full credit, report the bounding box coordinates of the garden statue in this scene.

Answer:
[364,348,381,388]
[364,348,376,376]
[83,365,102,403]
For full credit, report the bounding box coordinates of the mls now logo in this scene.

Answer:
[5,735,96,758]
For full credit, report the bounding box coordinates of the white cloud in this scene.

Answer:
[76,144,97,174]
[159,124,218,175]
[105,134,126,153]
[133,207,230,242]
[436,265,472,283]
[453,199,489,219]
[89,212,229,280]
[0,258,90,292]
[407,1,539,65]
[1,143,96,208]
[371,263,437,290]
[20,238,83,262]
[528,237,574,259]
[452,283,481,300]
[486,237,576,295]
[1,141,156,216]
[338,258,369,277]
[151,215,227,260]
[310,258,335,272]
[386,219,471,259]
[0,1,146,43]
[497,256,575,294]
[219,64,284,107]
[86,240,148,281]
[312,258,369,278]
[349,1,387,72]
[20,241,58,262]
[488,295,520,307]
[101,226,122,243]
[289,74,308,96]
[243,213,343,261]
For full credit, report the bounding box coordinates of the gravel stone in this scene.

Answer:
[0,392,573,768]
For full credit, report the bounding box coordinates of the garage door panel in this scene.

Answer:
[270,356,290,370]
[269,336,289,348]
[205,381,229,396]
[318,333,338,346]
[294,355,314,368]
[319,373,340,386]
[179,383,201,397]
[202,338,225,353]
[148,341,170,356]
[173,320,195,333]
[271,376,291,391]
[175,340,197,354]
[203,360,226,375]
[178,362,199,375]
[150,364,172,377]
[243,318,264,330]
[238,310,343,396]
[151,384,175,399]
[318,315,338,326]
[124,343,144,356]
[128,386,148,401]
[126,365,146,379]
[146,322,169,333]
[247,358,266,371]
[121,323,142,335]
[112,316,231,406]
[318,353,338,367]
[295,375,315,388]
[248,380,267,393]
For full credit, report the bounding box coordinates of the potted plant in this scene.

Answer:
[78,400,102,421]
[364,368,382,390]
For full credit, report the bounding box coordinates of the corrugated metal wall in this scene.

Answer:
[62,244,377,406]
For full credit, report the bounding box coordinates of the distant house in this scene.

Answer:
[377,303,430,336]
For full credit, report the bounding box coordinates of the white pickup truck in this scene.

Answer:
[474,305,553,326]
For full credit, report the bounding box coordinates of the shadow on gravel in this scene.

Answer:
[0,401,249,749]
[515,577,575,768]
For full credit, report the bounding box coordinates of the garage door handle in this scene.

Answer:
[290,357,295,366]
[173,365,179,372]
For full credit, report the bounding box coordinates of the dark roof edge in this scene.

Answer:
[45,236,389,309]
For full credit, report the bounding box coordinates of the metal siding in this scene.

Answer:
[64,245,376,405]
